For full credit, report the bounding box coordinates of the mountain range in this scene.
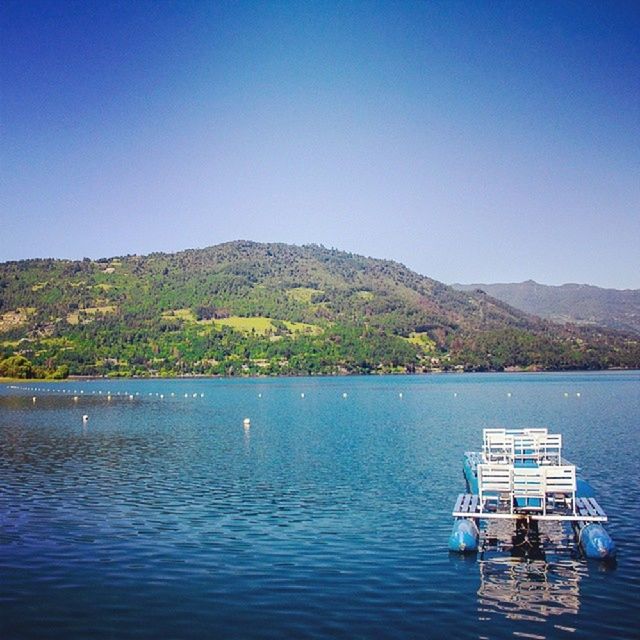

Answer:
[1,241,638,378]
[452,281,640,335]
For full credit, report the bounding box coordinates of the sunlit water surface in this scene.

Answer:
[1,372,638,639]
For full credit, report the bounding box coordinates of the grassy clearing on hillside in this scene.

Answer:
[0,308,36,331]
[212,316,276,334]
[196,315,323,336]
[285,287,323,303]
[283,320,323,335]
[162,309,196,322]
[405,331,437,352]
[66,305,117,325]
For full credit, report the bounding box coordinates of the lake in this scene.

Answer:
[1,372,639,639]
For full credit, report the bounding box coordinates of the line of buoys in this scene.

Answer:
[8,384,206,404]
[12,390,414,403]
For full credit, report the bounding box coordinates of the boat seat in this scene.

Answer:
[512,467,545,512]
[544,464,576,514]
[478,463,512,512]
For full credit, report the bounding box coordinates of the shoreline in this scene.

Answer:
[2,367,638,385]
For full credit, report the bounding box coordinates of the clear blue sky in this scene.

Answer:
[1,0,638,288]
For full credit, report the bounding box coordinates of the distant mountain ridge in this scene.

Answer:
[452,280,640,335]
[0,241,638,377]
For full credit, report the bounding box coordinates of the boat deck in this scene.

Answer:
[452,493,607,522]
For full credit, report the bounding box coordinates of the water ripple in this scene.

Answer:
[1,373,639,639]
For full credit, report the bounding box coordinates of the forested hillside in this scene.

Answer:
[453,280,640,335]
[1,241,638,378]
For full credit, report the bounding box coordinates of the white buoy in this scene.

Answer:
[129,395,134,400]
[73,396,78,402]
[184,393,188,398]
[564,392,569,397]
[301,392,305,398]
[82,415,89,423]
[399,392,403,399]
[200,393,204,398]
[576,392,581,397]
[342,392,347,399]
[258,393,262,398]
[107,395,111,401]
[193,393,197,398]
[32,396,36,403]
[454,392,457,397]
[243,418,251,427]
[171,393,175,397]
[160,394,164,399]
[507,392,512,397]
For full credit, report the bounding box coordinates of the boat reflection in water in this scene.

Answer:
[476,519,587,628]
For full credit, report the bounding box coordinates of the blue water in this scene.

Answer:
[1,372,638,639]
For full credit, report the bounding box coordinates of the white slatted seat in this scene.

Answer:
[544,464,576,514]
[512,467,545,512]
[483,431,514,464]
[512,433,540,464]
[539,434,562,465]
[478,463,512,512]
[522,428,548,437]
[504,428,547,438]
[482,429,505,460]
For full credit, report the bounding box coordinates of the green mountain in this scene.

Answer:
[452,280,640,336]
[1,241,638,378]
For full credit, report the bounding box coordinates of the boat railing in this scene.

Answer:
[482,428,561,466]
[478,463,512,512]
[476,457,577,516]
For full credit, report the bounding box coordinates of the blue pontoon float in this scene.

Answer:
[449,428,615,559]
